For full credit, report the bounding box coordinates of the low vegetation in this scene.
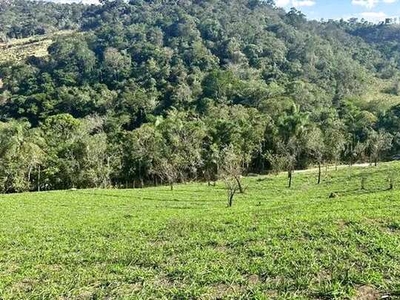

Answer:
[1,163,400,299]
[0,31,74,64]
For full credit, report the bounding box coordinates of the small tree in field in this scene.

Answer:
[155,158,180,191]
[388,171,395,190]
[266,139,297,188]
[276,138,298,188]
[305,127,325,184]
[366,129,393,166]
[219,145,242,207]
[275,105,308,188]
[284,150,297,189]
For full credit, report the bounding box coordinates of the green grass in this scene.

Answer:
[0,31,75,64]
[1,163,400,299]
[358,77,400,111]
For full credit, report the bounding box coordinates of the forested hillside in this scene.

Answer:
[1,0,400,192]
[0,0,85,41]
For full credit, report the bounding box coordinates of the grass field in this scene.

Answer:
[361,77,400,110]
[1,163,400,299]
[0,31,75,64]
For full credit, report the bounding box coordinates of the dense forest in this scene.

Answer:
[1,0,400,193]
[0,0,85,41]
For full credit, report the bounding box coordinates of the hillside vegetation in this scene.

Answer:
[1,163,400,298]
[2,0,400,193]
[0,0,84,41]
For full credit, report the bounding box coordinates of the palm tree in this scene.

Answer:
[276,104,309,188]
[0,121,45,193]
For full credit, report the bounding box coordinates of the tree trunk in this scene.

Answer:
[228,192,234,207]
[288,170,293,188]
[361,176,366,190]
[170,182,174,191]
[318,162,322,185]
[235,176,244,194]
[28,166,32,183]
[37,165,41,192]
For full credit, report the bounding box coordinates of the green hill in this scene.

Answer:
[2,0,400,192]
[1,163,400,298]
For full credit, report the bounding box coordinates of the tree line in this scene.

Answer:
[0,104,396,193]
[1,0,400,194]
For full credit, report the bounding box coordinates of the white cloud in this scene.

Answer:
[352,0,379,9]
[275,0,316,7]
[275,0,291,6]
[352,0,398,9]
[292,0,316,6]
[359,11,387,20]
[340,11,389,22]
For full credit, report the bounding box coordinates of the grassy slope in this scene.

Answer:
[361,77,400,110]
[1,163,400,299]
[355,76,400,111]
[0,31,74,64]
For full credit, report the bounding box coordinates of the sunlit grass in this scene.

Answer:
[0,31,75,64]
[1,162,400,299]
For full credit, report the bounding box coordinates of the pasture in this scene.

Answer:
[1,163,400,299]
[0,31,75,64]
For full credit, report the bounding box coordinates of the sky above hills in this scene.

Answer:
[277,0,400,22]
[47,0,400,23]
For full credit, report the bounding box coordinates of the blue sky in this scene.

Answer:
[276,0,400,22]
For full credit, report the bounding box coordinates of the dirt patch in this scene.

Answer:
[12,279,38,293]
[248,274,260,285]
[263,275,285,286]
[111,283,142,296]
[214,245,228,253]
[76,290,95,300]
[148,240,169,247]
[337,220,348,230]
[316,270,332,283]
[3,264,20,274]
[353,285,381,300]
[264,290,279,298]
[208,284,243,299]
[153,275,176,288]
